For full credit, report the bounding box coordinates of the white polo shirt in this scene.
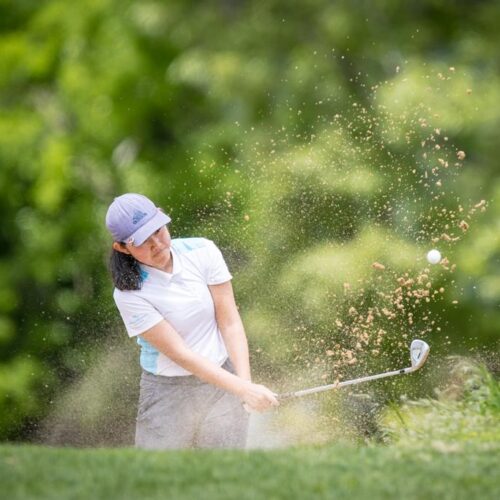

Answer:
[113,238,232,376]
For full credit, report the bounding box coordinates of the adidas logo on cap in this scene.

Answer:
[132,210,147,225]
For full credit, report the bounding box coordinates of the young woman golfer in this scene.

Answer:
[106,193,278,449]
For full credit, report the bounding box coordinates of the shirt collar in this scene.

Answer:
[170,246,182,275]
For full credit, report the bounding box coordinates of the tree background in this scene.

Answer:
[1,0,498,443]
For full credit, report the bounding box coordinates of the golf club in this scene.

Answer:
[278,339,430,401]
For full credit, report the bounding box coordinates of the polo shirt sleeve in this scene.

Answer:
[113,290,164,337]
[204,239,233,285]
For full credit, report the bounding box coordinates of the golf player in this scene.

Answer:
[105,193,278,449]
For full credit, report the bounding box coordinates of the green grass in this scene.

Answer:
[0,442,499,500]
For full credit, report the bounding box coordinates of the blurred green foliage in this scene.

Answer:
[382,357,500,446]
[0,0,498,440]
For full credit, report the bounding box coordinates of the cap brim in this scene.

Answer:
[129,209,171,245]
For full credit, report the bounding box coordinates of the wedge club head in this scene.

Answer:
[410,339,430,371]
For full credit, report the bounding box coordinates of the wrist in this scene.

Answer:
[235,379,252,398]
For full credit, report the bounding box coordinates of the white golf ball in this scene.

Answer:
[426,249,441,265]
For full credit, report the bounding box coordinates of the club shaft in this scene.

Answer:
[279,366,413,400]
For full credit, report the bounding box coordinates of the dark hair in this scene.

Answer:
[109,246,143,291]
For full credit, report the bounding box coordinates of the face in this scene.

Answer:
[114,225,172,271]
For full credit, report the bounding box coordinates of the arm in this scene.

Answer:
[209,281,251,381]
[140,320,278,412]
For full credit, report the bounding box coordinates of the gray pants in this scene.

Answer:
[135,359,249,449]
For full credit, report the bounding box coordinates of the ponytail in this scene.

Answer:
[109,246,143,291]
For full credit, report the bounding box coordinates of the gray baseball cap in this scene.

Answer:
[105,193,171,246]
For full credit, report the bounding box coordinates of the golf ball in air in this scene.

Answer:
[426,249,441,264]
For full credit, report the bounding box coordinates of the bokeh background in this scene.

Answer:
[1,0,498,446]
